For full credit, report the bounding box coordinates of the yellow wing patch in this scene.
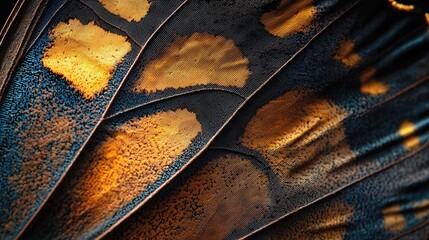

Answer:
[241,90,355,185]
[133,32,250,93]
[334,39,362,67]
[57,109,201,237]
[99,0,151,22]
[399,120,420,150]
[261,0,316,38]
[413,199,429,219]
[42,19,131,99]
[115,155,271,240]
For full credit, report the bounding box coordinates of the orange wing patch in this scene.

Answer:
[359,68,389,96]
[133,33,250,93]
[98,0,151,22]
[42,19,131,99]
[55,109,201,237]
[261,0,316,38]
[113,155,271,240]
[267,202,353,240]
[241,90,355,185]
[399,120,420,150]
[334,39,362,67]
[383,204,406,232]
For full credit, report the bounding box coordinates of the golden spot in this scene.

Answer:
[383,204,406,232]
[425,13,429,25]
[241,90,355,185]
[56,109,201,237]
[267,202,353,240]
[261,0,316,38]
[413,199,429,219]
[98,0,151,22]
[42,19,131,99]
[112,155,271,240]
[399,120,420,150]
[360,68,389,96]
[334,39,361,67]
[133,33,250,93]
[388,0,414,12]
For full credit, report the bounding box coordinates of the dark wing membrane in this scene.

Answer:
[14,0,364,238]
[76,0,428,239]
[0,0,185,238]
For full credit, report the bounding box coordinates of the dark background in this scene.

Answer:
[1,1,19,31]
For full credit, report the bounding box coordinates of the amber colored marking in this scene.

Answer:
[98,0,151,22]
[42,19,131,99]
[334,39,361,67]
[267,202,353,240]
[425,13,429,25]
[383,204,406,232]
[413,199,429,219]
[54,109,201,237]
[360,68,389,96]
[399,120,420,150]
[4,89,81,234]
[388,0,414,12]
[261,0,316,38]
[241,90,355,185]
[133,32,250,93]
[110,155,271,240]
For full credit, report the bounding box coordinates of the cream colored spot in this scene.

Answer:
[241,90,355,185]
[58,109,201,237]
[111,155,271,240]
[42,19,131,99]
[334,39,361,67]
[268,202,353,240]
[399,120,420,150]
[99,0,151,22]
[133,33,250,93]
[383,204,406,232]
[413,199,429,219]
[388,0,414,11]
[261,0,316,38]
[360,68,389,96]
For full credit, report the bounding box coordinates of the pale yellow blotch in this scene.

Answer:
[388,0,414,11]
[99,0,151,22]
[113,155,271,240]
[269,202,353,240]
[241,90,355,185]
[261,0,316,38]
[383,204,406,232]
[360,68,389,96]
[399,120,420,150]
[63,109,201,236]
[42,19,131,99]
[334,39,361,67]
[413,199,429,219]
[133,32,250,93]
